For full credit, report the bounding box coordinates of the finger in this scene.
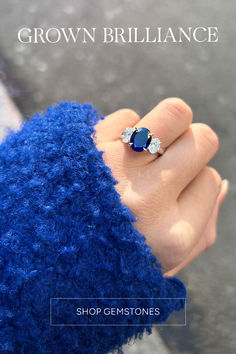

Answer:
[133,98,193,163]
[137,98,193,147]
[164,233,207,276]
[166,198,220,276]
[178,166,222,248]
[202,178,229,248]
[164,180,228,276]
[95,109,140,144]
[151,123,219,195]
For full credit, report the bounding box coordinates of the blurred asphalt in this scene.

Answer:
[0,1,235,353]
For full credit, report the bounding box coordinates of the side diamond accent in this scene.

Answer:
[147,138,161,154]
[121,127,133,143]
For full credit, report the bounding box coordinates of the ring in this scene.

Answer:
[121,127,164,154]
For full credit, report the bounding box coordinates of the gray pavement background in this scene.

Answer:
[0,1,235,353]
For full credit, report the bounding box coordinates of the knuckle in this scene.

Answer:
[162,219,195,264]
[196,123,219,152]
[126,193,146,217]
[161,97,193,124]
[118,108,140,124]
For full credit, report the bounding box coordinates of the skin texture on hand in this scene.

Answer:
[95,98,228,276]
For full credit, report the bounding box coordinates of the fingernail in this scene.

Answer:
[218,179,229,208]
[222,179,229,195]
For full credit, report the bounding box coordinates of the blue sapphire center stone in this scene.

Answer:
[130,127,152,152]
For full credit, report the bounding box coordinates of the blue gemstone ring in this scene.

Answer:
[121,127,164,154]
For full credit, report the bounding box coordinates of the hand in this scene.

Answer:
[95,98,228,276]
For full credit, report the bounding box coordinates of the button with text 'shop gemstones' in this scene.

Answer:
[130,127,152,152]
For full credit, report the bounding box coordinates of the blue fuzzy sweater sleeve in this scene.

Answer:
[0,102,186,353]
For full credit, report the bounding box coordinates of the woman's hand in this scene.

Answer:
[95,98,228,276]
